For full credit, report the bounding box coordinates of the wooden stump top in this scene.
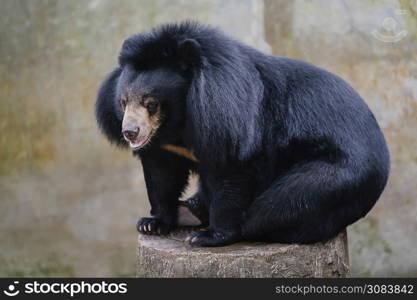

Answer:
[137,229,349,278]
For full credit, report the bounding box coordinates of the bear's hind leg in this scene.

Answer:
[178,194,209,226]
[242,160,380,243]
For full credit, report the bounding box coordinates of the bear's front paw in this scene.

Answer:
[136,217,172,235]
[185,229,240,247]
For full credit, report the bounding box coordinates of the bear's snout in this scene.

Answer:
[122,126,139,141]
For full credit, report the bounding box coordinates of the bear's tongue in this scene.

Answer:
[129,136,147,149]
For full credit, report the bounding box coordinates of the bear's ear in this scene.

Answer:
[95,67,127,147]
[178,39,202,69]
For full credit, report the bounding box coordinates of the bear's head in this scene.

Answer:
[95,34,202,150]
[117,65,189,150]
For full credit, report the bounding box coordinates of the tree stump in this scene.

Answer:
[137,229,349,278]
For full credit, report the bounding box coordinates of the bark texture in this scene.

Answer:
[137,229,349,278]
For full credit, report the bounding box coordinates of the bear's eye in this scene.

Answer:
[120,98,127,110]
[145,101,159,114]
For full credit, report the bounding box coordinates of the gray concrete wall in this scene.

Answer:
[0,0,416,277]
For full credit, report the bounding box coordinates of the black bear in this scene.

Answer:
[95,22,390,247]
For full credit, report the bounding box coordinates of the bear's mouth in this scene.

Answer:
[128,135,151,150]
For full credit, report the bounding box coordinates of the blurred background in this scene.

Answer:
[0,0,416,277]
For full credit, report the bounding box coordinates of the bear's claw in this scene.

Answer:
[137,217,171,235]
[185,229,240,247]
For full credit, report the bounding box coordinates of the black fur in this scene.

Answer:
[96,22,390,247]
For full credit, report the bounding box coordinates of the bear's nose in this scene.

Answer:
[123,127,140,141]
